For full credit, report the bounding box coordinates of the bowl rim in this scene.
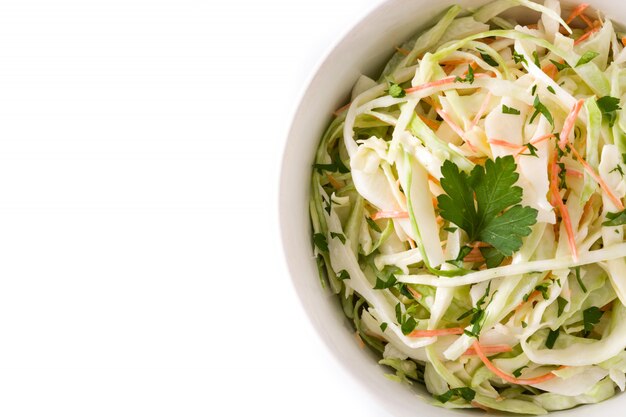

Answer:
[277,0,399,409]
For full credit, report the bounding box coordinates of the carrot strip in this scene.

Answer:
[418,113,441,131]
[463,344,512,356]
[471,92,493,128]
[333,102,351,116]
[574,27,600,45]
[409,328,464,338]
[439,59,471,66]
[326,174,344,189]
[489,138,522,150]
[395,46,410,56]
[471,401,491,412]
[404,73,490,94]
[550,161,579,261]
[542,63,558,79]
[580,14,594,28]
[622,36,626,47]
[437,108,478,152]
[355,332,365,349]
[559,99,585,150]
[566,169,584,178]
[472,341,563,385]
[428,173,441,186]
[601,301,613,312]
[407,287,422,299]
[569,147,625,210]
[371,210,409,220]
[565,4,590,24]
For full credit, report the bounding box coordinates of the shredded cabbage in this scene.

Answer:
[310,1,626,413]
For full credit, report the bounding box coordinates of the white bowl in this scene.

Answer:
[279,1,625,415]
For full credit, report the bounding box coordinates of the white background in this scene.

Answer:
[0,0,392,415]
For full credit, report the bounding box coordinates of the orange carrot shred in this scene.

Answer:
[371,210,409,220]
[559,99,585,149]
[437,108,477,152]
[395,46,410,56]
[463,344,512,356]
[565,3,590,25]
[408,328,464,338]
[419,114,441,131]
[574,27,600,45]
[471,92,493,128]
[472,341,563,385]
[550,160,579,261]
[326,174,344,189]
[622,36,626,47]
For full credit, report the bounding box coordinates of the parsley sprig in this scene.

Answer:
[437,156,538,257]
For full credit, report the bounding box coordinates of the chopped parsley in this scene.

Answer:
[502,104,521,115]
[337,270,350,280]
[330,232,346,244]
[576,51,600,67]
[597,96,621,127]
[513,366,528,378]
[458,282,493,339]
[479,50,499,67]
[380,322,388,332]
[435,387,476,403]
[557,296,568,317]
[603,209,626,226]
[313,153,350,174]
[610,164,624,177]
[513,50,527,65]
[549,59,570,71]
[455,65,475,84]
[530,96,554,127]
[546,329,560,349]
[374,266,400,289]
[547,85,556,94]
[520,142,539,158]
[395,303,417,335]
[583,306,604,337]
[437,156,538,257]
[313,233,328,252]
[532,51,541,67]
[366,217,382,233]
[575,266,587,293]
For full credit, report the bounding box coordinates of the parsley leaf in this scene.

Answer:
[546,329,560,349]
[597,96,621,127]
[549,59,570,71]
[531,84,537,96]
[313,153,350,174]
[435,387,476,403]
[532,51,541,67]
[401,317,417,335]
[576,51,600,67]
[534,282,550,300]
[502,105,521,115]
[443,226,457,233]
[437,156,538,257]
[583,306,604,336]
[480,246,505,268]
[374,266,399,289]
[337,270,350,281]
[366,217,382,233]
[380,322,388,332]
[610,164,624,177]
[455,65,475,84]
[330,232,346,244]
[575,266,587,293]
[547,85,556,94]
[520,143,539,158]
[513,51,527,65]
[512,366,528,378]
[479,50,499,67]
[387,82,406,98]
[313,233,328,252]
[603,210,626,226]
[530,96,554,127]
[557,296,568,317]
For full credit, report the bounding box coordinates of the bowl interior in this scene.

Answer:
[279,1,626,415]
